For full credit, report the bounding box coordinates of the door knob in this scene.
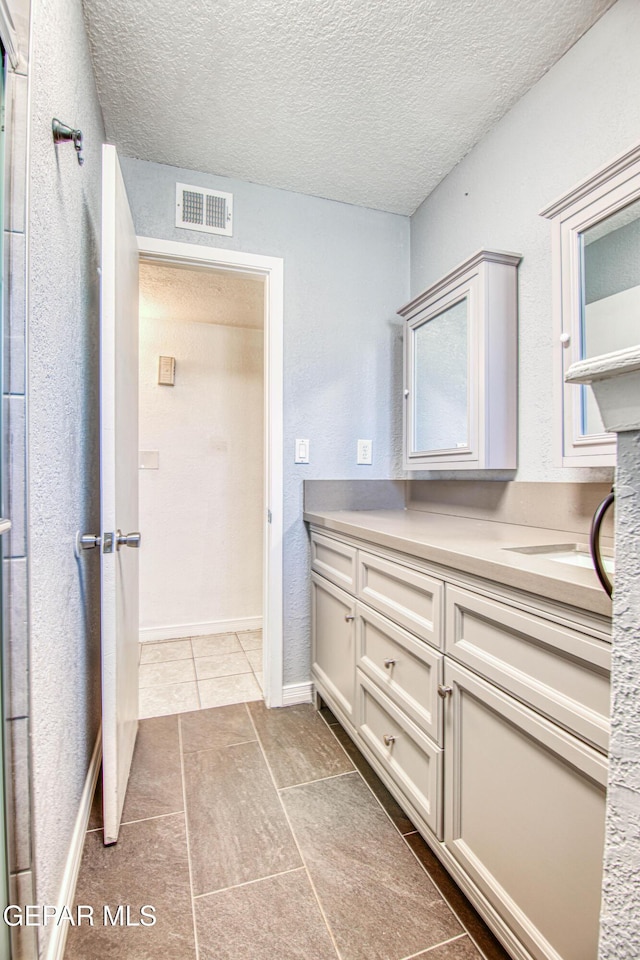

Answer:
[437,685,453,698]
[116,530,141,550]
[382,734,397,747]
[383,658,397,669]
[78,533,101,550]
[344,614,354,622]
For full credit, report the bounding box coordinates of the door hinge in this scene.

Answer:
[267,509,272,524]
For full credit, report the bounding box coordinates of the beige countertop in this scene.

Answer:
[304,508,613,620]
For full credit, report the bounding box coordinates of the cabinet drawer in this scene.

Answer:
[445,585,611,752]
[357,603,443,745]
[358,551,443,648]
[311,531,357,593]
[357,671,442,838]
[444,660,607,960]
[311,574,356,727]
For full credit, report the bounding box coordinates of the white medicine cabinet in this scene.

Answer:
[541,141,640,467]
[399,250,521,471]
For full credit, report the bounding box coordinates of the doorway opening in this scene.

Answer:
[136,238,284,709]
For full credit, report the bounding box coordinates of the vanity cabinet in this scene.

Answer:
[399,249,521,470]
[310,526,610,960]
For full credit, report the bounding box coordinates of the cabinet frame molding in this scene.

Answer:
[399,249,521,471]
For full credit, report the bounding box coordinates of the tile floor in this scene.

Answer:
[68,700,511,960]
[138,630,263,719]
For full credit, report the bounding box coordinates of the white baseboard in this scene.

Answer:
[282,681,313,706]
[139,616,263,643]
[45,728,102,960]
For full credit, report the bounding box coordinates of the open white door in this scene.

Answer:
[100,144,140,844]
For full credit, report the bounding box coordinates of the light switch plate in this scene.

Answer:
[295,439,310,464]
[357,439,372,464]
[139,450,159,470]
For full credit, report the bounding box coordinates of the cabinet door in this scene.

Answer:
[443,660,607,960]
[311,573,356,728]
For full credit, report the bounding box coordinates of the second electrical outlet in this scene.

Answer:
[357,439,372,464]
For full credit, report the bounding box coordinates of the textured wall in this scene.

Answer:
[27,0,105,946]
[598,429,640,959]
[121,156,409,682]
[139,282,264,635]
[409,0,640,483]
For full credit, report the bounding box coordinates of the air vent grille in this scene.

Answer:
[176,183,233,236]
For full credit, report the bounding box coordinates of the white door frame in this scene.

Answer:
[136,236,284,708]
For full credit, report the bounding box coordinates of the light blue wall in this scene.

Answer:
[120,156,409,683]
[409,0,640,483]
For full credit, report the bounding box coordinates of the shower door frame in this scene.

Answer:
[137,236,285,707]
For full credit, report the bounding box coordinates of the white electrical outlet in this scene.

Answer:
[295,439,310,464]
[357,439,372,465]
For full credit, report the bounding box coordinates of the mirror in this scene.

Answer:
[413,297,469,453]
[580,197,640,435]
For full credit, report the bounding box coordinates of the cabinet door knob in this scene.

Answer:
[437,685,453,698]
[383,658,397,669]
[345,614,354,622]
[383,734,397,747]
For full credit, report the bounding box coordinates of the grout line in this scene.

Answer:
[399,932,468,960]
[245,702,344,960]
[178,716,201,960]
[183,737,258,757]
[85,810,184,834]
[193,866,306,900]
[279,770,357,792]
[401,825,498,960]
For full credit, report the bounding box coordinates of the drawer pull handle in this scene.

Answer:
[383,734,397,747]
[345,614,355,622]
[383,658,397,669]
[438,685,453,699]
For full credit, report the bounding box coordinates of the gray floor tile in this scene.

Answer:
[65,814,195,960]
[248,702,354,788]
[404,833,512,960]
[194,651,252,680]
[282,772,461,960]
[192,633,241,657]
[180,704,256,753]
[139,658,195,687]
[412,935,485,958]
[328,721,415,835]
[121,715,183,823]
[195,868,338,960]
[140,639,192,663]
[184,739,301,895]
[198,673,262,708]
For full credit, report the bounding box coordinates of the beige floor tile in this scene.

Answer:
[140,658,196,688]
[139,682,200,719]
[192,633,242,658]
[140,639,192,663]
[195,652,252,680]
[245,648,263,672]
[237,630,263,652]
[198,674,262,709]
[254,671,264,691]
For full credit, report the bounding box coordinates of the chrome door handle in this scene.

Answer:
[383,658,397,669]
[437,685,453,698]
[344,614,354,622]
[116,530,141,550]
[78,533,101,550]
[382,734,396,747]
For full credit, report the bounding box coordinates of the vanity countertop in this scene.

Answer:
[304,507,613,621]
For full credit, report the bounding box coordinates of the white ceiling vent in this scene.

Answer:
[175,182,233,236]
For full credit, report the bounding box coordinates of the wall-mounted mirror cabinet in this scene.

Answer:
[399,250,521,470]
[542,141,640,467]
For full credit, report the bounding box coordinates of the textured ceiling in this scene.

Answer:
[139,261,264,329]
[82,0,615,215]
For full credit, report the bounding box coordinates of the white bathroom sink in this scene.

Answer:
[504,543,615,575]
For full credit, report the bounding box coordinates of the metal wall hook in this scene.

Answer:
[52,118,84,165]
